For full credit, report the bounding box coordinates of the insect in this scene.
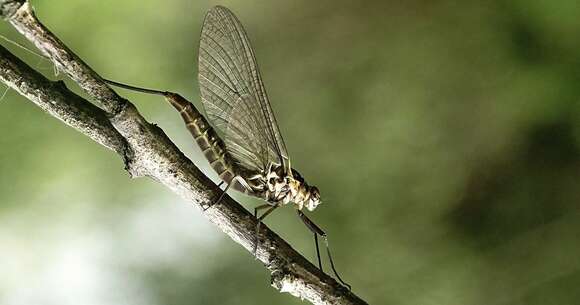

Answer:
[105,5,350,289]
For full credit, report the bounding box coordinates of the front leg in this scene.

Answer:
[253,204,279,257]
[296,210,351,290]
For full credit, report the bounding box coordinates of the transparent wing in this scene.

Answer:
[198,5,290,174]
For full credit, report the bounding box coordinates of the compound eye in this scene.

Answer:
[268,177,275,184]
[311,186,320,200]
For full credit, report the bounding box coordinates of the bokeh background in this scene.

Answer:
[2,1,580,304]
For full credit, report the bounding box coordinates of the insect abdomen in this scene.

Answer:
[165,93,235,183]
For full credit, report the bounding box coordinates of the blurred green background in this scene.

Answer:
[1,1,580,304]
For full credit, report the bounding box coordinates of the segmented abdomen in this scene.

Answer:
[165,93,237,184]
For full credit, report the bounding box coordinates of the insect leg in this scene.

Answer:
[201,181,228,211]
[253,204,278,257]
[254,204,272,218]
[253,203,272,254]
[314,232,322,271]
[210,175,251,208]
[296,210,324,270]
[296,210,351,290]
[203,176,249,211]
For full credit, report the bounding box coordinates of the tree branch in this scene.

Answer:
[0,45,127,154]
[0,1,368,304]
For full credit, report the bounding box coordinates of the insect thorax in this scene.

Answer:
[241,164,320,211]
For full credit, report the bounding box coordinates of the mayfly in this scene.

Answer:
[105,6,350,289]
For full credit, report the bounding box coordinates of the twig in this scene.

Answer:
[0,1,368,304]
[0,45,126,153]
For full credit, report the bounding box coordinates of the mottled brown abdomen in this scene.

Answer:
[165,93,236,184]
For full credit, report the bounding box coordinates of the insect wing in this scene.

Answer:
[198,6,290,174]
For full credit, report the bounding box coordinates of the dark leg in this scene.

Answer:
[254,204,272,218]
[314,232,322,270]
[297,210,351,290]
[214,180,234,205]
[253,204,278,257]
[296,210,326,270]
[204,176,248,211]
[203,181,227,211]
